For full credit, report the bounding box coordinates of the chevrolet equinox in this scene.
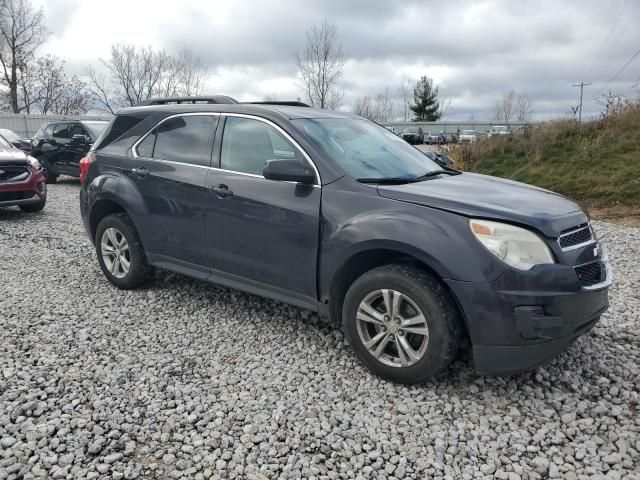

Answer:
[79,96,612,384]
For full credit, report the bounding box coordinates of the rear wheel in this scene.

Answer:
[95,213,153,289]
[19,197,46,213]
[342,264,461,384]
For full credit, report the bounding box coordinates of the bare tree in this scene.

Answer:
[516,93,532,122]
[296,20,345,109]
[398,74,412,122]
[493,90,516,123]
[353,95,373,119]
[86,44,207,112]
[263,93,279,102]
[353,89,394,122]
[0,0,48,113]
[175,47,206,96]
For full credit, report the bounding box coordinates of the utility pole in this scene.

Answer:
[573,82,591,122]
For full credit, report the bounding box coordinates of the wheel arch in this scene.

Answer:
[326,244,470,340]
[89,198,129,242]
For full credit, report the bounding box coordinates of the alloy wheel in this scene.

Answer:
[356,289,430,368]
[100,227,131,279]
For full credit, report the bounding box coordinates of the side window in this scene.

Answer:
[68,123,87,138]
[52,124,69,139]
[136,129,156,158]
[221,117,303,176]
[152,115,216,166]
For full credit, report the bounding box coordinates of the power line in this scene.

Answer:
[578,0,618,80]
[592,46,640,98]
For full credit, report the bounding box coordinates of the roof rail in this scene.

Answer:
[247,101,311,107]
[135,95,238,106]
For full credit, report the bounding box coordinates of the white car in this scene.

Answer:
[487,125,511,138]
[458,129,477,143]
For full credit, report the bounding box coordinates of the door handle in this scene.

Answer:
[209,184,233,198]
[131,167,149,179]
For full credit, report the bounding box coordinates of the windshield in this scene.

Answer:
[83,122,108,138]
[292,118,441,181]
[404,127,419,133]
[0,135,11,149]
[0,129,19,141]
[462,130,475,135]
[492,126,507,132]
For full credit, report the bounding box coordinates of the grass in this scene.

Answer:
[448,101,640,212]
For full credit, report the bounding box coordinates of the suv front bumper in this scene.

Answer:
[445,259,612,375]
[0,169,47,208]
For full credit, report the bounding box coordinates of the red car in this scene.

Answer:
[0,134,47,212]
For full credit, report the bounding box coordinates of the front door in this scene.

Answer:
[204,115,321,303]
[66,123,92,175]
[123,114,219,270]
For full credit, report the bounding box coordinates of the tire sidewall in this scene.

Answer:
[95,214,149,289]
[342,267,457,383]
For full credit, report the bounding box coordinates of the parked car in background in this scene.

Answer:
[31,120,109,183]
[0,134,47,212]
[0,128,32,153]
[400,127,424,144]
[425,130,447,145]
[80,96,611,384]
[487,125,511,138]
[423,150,455,167]
[458,129,477,143]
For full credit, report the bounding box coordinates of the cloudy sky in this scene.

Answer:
[34,0,640,121]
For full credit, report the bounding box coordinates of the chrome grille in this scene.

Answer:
[558,224,594,250]
[0,166,29,183]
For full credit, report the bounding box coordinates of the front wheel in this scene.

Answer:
[342,264,462,384]
[19,197,46,213]
[41,159,58,184]
[95,213,153,289]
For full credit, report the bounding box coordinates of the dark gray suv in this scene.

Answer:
[79,96,612,384]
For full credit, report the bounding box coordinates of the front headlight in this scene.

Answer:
[469,219,555,270]
[26,156,41,170]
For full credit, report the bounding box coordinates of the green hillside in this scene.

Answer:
[450,102,640,210]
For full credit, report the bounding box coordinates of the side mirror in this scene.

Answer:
[72,134,89,143]
[263,159,315,184]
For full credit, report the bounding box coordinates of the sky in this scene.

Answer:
[34,0,640,121]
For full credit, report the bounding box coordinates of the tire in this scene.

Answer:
[342,264,461,384]
[19,197,46,213]
[41,160,58,184]
[95,213,153,289]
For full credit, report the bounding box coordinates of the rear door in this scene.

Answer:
[204,115,321,304]
[124,114,219,271]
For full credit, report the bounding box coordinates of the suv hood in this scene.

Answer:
[377,172,587,236]
[0,147,28,164]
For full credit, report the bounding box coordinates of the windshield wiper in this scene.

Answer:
[356,177,418,184]
[414,170,461,181]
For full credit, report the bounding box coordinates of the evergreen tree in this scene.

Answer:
[410,75,441,121]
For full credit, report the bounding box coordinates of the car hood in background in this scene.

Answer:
[377,172,586,236]
[0,147,28,164]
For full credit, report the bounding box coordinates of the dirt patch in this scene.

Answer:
[589,205,640,228]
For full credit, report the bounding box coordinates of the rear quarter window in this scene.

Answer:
[94,115,148,151]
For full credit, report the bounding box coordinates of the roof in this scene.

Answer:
[116,103,357,121]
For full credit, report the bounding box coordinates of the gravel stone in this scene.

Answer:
[0,181,638,478]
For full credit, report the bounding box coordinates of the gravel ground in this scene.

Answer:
[1,180,639,480]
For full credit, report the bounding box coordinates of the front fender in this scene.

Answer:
[318,182,509,300]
